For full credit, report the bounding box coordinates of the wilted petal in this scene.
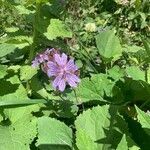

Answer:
[37,55,44,63]
[58,79,66,91]
[41,63,48,73]
[32,59,39,67]
[43,54,49,61]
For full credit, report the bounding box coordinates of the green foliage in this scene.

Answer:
[37,117,73,150]
[44,19,72,40]
[0,43,17,58]
[64,74,117,104]
[125,66,145,81]
[0,105,38,150]
[135,106,150,135]
[75,105,111,150]
[20,65,38,81]
[116,134,140,150]
[0,0,150,149]
[116,135,128,150]
[0,65,8,79]
[96,30,122,60]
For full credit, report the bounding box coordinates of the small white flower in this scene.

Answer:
[85,23,97,32]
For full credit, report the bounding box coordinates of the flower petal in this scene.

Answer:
[61,53,68,65]
[66,74,79,87]
[37,55,44,63]
[47,61,57,68]
[58,79,66,92]
[47,61,59,77]
[43,54,49,61]
[54,54,62,66]
[47,69,57,77]
[52,75,62,89]
[32,59,39,67]
[66,59,78,71]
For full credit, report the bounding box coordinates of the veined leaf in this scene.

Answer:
[116,134,140,150]
[75,105,139,150]
[44,19,72,40]
[95,30,122,60]
[0,98,46,106]
[37,116,73,150]
[126,66,145,81]
[108,66,125,81]
[142,38,150,57]
[0,75,46,106]
[116,134,128,150]
[0,43,17,58]
[0,105,38,150]
[75,105,110,150]
[135,106,150,135]
[20,65,38,81]
[15,5,35,15]
[0,65,7,79]
[64,74,115,104]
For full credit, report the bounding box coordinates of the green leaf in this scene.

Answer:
[8,65,21,73]
[135,0,141,10]
[31,76,60,100]
[75,105,139,150]
[0,75,46,106]
[36,0,49,3]
[64,74,115,104]
[0,43,17,58]
[44,19,72,40]
[75,105,111,150]
[5,36,32,49]
[20,65,38,81]
[135,106,150,135]
[5,27,19,33]
[123,45,144,53]
[37,116,73,150]
[0,105,38,150]
[126,66,145,81]
[108,66,125,81]
[0,65,7,79]
[15,5,35,15]
[142,38,150,57]
[127,136,140,150]
[0,98,46,107]
[117,134,140,150]
[116,134,128,150]
[95,30,122,60]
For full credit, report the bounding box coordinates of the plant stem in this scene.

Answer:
[78,41,98,73]
[28,2,41,64]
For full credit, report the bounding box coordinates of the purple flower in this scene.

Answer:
[31,48,55,67]
[47,53,80,92]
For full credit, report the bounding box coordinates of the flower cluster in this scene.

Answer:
[32,48,80,92]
